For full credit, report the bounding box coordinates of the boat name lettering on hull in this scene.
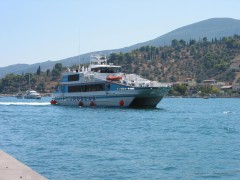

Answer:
[55,96,96,102]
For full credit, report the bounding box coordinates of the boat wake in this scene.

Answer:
[0,102,50,106]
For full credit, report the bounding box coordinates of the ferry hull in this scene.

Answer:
[52,86,170,108]
[53,96,134,107]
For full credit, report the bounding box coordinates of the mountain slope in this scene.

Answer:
[128,18,240,48]
[1,18,240,78]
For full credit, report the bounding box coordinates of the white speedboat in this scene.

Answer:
[51,55,170,107]
[24,89,41,99]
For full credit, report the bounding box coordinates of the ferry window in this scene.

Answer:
[98,84,104,91]
[68,84,105,93]
[91,67,121,73]
[68,74,79,82]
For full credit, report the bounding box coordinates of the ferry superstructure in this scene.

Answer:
[51,56,171,107]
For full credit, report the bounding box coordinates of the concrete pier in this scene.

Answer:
[0,150,47,180]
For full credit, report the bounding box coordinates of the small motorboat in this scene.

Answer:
[24,89,41,99]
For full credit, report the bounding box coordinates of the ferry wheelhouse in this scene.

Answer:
[51,56,170,107]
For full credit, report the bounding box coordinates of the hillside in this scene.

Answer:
[1,35,240,94]
[1,18,240,78]
[108,35,240,83]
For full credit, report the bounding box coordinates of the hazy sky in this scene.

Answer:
[0,0,240,67]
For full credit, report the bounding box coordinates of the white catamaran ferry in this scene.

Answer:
[51,55,171,107]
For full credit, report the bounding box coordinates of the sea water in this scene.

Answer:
[0,97,239,179]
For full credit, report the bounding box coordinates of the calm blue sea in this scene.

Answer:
[0,97,239,179]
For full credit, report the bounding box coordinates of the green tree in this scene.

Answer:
[179,39,186,46]
[199,86,211,95]
[46,69,51,76]
[36,66,41,75]
[203,37,208,43]
[189,39,196,45]
[211,86,219,94]
[51,68,61,80]
[139,46,146,52]
[51,63,63,80]
[171,39,179,48]
[37,82,45,92]
[54,63,63,71]
[173,84,187,96]
[146,45,150,52]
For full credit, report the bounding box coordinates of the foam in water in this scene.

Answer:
[0,102,50,106]
[223,111,234,114]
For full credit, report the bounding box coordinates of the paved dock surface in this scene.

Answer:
[0,150,47,180]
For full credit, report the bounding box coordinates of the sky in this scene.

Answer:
[0,0,240,67]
